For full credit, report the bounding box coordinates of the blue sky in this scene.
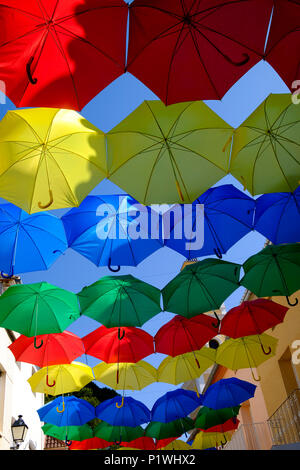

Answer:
[0,60,290,409]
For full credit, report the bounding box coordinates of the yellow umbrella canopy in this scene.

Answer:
[28,362,94,395]
[157,347,216,386]
[230,93,300,195]
[0,108,107,213]
[161,440,192,450]
[192,431,232,450]
[106,100,233,204]
[93,361,157,391]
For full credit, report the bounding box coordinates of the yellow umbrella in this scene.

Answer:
[161,440,191,450]
[93,361,157,391]
[28,361,94,395]
[191,431,232,450]
[157,347,216,386]
[0,108,107,213]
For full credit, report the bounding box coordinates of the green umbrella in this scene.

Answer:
[230,93,300,195]
[195,406,241,430]
[78,275,161,327]
[106,100,233,204]
[162,259,241,326]
[94,421,144,444]
[0,282,80,344]
[240,243,300,306]
[42,423,93,443]
[145,418,194,440]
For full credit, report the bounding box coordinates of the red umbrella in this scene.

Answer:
[154,314,217,357]
[127,0,273,104]
[83,326,154,363]
[201,418,240,433]
[0,0,127,110]
[69,437,112,450]
[121,436,178,450]
[264,0,300,93]
[8,331,85,368]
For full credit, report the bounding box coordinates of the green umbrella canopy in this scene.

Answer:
[145,418,194,440]
[230,93,300,195]
[195,406,241,430]
[94,421,144,443]
[240,243,300,306]
[42,423,93,442]
[0,282,80,336]
[162,259,241,320]
[106,100,233,204]
[78,275,162,327]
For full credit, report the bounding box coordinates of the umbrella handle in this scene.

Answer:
[214,248,222,259]
[118,328,125,340]
[108,258,121,273]
[212,311,221,329]
[260,343,271,355]
[224,52,250,67]
[38,190,53,209]
[26,56,38,84]
[34,337,43,349]
[251,369,261,382]
[220,435,227,448]
[65,438,72,447]
[195,357,201,369]
[286,296,298,307]
[1,270,13,279]
[116,396,124,408]
[114,440,122,445]
[46,374,56,388]
[56,401,65,413]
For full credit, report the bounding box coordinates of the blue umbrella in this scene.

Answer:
[163,184,255,259]
[62,194,163,272]
[0,203,67,276]
[254,187,300,244]
[96,396,151,427]
[151,390,203,424]
[202,378,256,410]
[37,396,95,428]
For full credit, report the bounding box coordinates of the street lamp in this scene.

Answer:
[11,415,28,449]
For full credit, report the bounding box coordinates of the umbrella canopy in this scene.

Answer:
[37,395,95,426]
[164,184,255,259]
[0,282,80,338]
[96,396,151,427]
[78,275,161,327]
[240,243,300,306]
[127,0,272,104]
[28,362,94,395]
[145,417,195,440]
[215,334,278,381]
[120,437,176,450]
[62,194,163,270]
[0,0,127,110]
[162,440,191,451]
[157,347,216,385]
[106,100,234,204]
[220,299,289,339]
[93,361,157,391]
[202,377,257,409]
[42,423,93,442]
[230,93,300,195]
[83,326,154,363]
[162,258,241,323]
[192,431,231,449]
[254,187,300,245]
[195,406,241,430]
[94,422,144,444]
[202,418,239,434]
[0,108,107,213]
[0,203,67,276]
[151,390,202,424]
[8,331,85,368]
[154,314,217,356]
[69,437,112,450]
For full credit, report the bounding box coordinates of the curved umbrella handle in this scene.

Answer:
[214,247,223,259]
[251,369,261,382]
[108,258,121,273]
[224,52,250,66]
[220,434,227,448]
[1,270,13,279]
[260,343,271,355]
[118,328,125,340]
[26,56,38,84]
[38,190,53,209]
[114,440,122,446]
[286,296,298,307]
[212,311,221,329]
[34,337,43,349]
[56,401,65,413]
[116,396,124,408]
[46,374,56,388]
[65,438,72,447]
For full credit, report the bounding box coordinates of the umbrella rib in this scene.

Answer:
[168,139,228,172]
[17,225,49,270]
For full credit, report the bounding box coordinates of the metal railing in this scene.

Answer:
[223,421,273,450]
[268,389,300,446]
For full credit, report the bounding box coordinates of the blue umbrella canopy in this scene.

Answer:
[202,378,256,410]
[0,203,67,276]
[95,396,151,427]
[254,187,300,244]
[163,184,255,259]
[62,194,163,271]
[37,395,95,427]
[151,389,203,423]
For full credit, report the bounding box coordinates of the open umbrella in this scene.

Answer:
[94,421,144,445]
[192,430,231,449]
[164,184,255,259]
[62,194,163,271]
[37,395,95,427]
[93,361,157,392]
[42,423,93,445]
[69,437,112,450]
[202,418,240,434]
[194,406,241,430]
[78,275,161,327]
[162,440,192,450]
[254,187,300,245]
[120,436,177,450]
[240,243,300,306]
[230,93,300,195]
[127,0,272,104]
[0,203,67,277]
[145,417,194,440]
[8,331,85,368]
[106,100,233,204]
[0,108,107,213]
[151,390,202,424]
[0,0,128,110]
[96,396,151,426]
[202,377,257,409]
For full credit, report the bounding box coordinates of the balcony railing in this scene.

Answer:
[223,421,273,450]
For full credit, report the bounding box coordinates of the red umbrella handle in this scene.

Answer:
[46,374,56,388]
